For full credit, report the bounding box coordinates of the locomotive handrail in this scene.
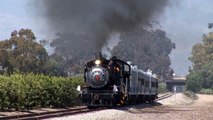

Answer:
[122,82,128,96]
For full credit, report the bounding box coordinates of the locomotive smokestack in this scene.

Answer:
[95,52,103,60]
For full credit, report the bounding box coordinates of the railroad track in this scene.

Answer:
[156,92,174,101]
[0,106,105,120]
[0,93,173,120]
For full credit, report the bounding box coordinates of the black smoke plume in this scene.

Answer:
[35,0,169,50]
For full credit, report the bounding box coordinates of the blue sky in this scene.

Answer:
[0,0,53,40]
[0,0,213,75]
[0,0,30,39]
[158,0,213,75]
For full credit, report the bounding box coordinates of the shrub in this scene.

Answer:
[158,83,168,93]
[186,71,203,92]
[0,74,84,111]
[183,91,198,100]
[199,88,213,94]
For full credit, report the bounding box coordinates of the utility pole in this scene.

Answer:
[208,23,213,29]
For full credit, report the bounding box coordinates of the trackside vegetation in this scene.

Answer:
[186,33,213,94]
[158,83,168,93]
[199,88,213,94]
[0,74,83,111]
[183,91,198,100]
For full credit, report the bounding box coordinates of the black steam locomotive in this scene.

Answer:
[78,54,158,107]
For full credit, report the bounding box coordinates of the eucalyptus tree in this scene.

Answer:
[187,33,213,91]
[0,29,49,74]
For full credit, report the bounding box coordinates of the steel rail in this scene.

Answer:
[0,106,105,120]
[156,92,174,101]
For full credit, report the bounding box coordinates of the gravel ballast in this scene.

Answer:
[46,93,213,120]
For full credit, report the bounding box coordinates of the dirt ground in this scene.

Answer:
[44,93,213,120]
[114,94,213,120]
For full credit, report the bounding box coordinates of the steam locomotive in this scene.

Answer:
[78,54,158,107]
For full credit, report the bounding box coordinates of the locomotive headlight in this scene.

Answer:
[95,60,101,65]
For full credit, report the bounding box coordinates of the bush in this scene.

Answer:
[158,83,168,93]
[199,88,213,94]
[186,71,203,92]
[0,74,84,111]
[183,91,198,100]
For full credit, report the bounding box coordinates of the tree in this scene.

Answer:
[199,63,213,88]
[50,33,96,74]
[189,33,213,70]
[188,32,213,91]
[50,28,175,77]
[186,70,203,92]
[112,28,175,81]
[0,29,49,74]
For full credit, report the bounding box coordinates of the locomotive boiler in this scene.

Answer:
[78,54,158,108]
